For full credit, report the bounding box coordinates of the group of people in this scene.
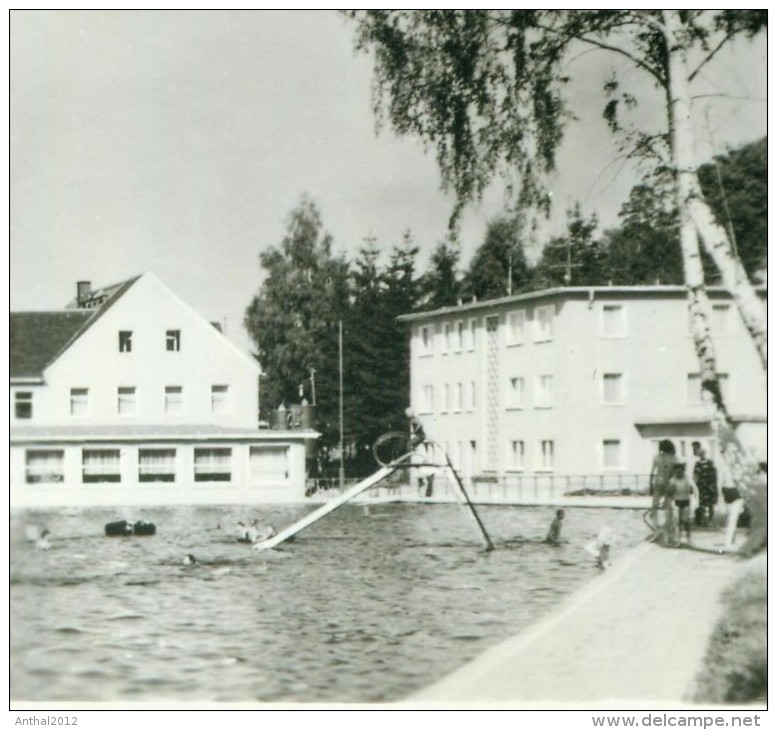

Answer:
[649,439,743,547]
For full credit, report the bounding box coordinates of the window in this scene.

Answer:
[602,373,625,404]
[442,384,450,413]
[25,450,64,483]
[464,318,476,350]
[82,448,121,483]
[166,329,181,351]
[442,323,451,354]
[165,386,183,415]
[602,305,626,337]
[538,440,555,471]
[119,330,132,353]
[194,447,232,482]
[469,382,476,411]
[421,385,434,414]
[419,325,433,356]
[455,382,463,412]
[469,440,477,473]
[689,304,733,337]
[711,304,732,336]
[687,373,729,403]
[509,440,525,470]
[535,375,553,408]
[507,311,526,345]
[535,305,554,342]
[455,320,464,351]
[250,445,289,481]
[139,448,176,482]
[70,388,89,417]
[455,441,464,469]
[211,385,230,414]
[602,439,624,469]
[117,387,136,416]
[486,315,499,334]
[14,391,32,419]
[508,377,525,409]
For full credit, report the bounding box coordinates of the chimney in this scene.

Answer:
[77,281,92,307]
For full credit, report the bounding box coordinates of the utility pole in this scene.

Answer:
[309,367,316,406]
[546,237,582,285]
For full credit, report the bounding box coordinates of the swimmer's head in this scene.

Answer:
[182,554,196,566]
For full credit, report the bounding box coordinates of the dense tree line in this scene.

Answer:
[245,136,765,477]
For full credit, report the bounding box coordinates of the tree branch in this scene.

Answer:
[553,28,665,85]
[689,33,734,81]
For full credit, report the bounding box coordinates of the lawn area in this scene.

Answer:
[692,552,767,704]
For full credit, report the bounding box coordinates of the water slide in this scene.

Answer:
[252,457,410,551]
[253,441,494,552]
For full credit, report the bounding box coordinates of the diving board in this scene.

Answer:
[252,457,409,551]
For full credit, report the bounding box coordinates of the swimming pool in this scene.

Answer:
[10,502,645,703]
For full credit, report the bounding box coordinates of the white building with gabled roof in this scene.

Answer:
[10,272,317,507]
[398,285,766,493]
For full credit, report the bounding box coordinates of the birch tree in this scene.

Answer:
[347,9,767,552]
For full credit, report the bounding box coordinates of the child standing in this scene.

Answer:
[669,462,697,544]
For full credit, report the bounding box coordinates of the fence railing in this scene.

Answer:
[307,472,652,501]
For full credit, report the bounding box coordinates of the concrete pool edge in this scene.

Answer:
[405,535,743,707]
[406,541,650,704]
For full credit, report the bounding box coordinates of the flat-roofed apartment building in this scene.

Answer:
[398,286,766,492]
[10,272,316,508]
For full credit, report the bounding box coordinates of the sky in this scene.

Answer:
[10,10,767,354]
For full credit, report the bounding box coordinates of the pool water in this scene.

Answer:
[10,503,645,703]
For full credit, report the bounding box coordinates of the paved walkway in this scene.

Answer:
[410,531,744,706]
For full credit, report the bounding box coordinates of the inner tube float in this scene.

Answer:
[104,520,156,537]
[132,521,156,536]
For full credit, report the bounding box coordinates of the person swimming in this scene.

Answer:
[182,554,196,566]
[253,524,277,543]
[36,530,52,551]
[545,509,565,544]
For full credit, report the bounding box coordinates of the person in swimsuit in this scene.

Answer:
[649,440,678,537]
[405,407,426,451]
[669,462,697,544]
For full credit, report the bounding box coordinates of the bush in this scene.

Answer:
[693,557,767,704]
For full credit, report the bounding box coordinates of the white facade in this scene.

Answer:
[401,286,766,490]
[10,273,317,507]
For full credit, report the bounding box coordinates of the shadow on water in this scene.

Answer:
[11,503,646,703]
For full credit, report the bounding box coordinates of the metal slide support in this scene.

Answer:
[442,453,495,552]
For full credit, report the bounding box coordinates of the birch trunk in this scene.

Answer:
[687,192,767,369]
[663,10,765,555]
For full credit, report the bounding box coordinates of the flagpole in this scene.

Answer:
[339,320,345,489]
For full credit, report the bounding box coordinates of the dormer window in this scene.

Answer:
[119,331,132,352]
[166,330,181,351]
